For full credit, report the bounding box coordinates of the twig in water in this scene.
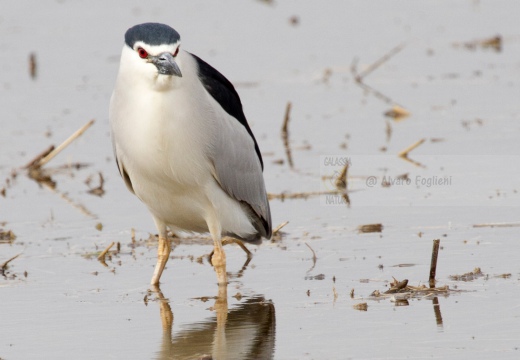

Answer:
[97,242,115,265]
[351,43,407,107]
[36,119,95,168]
[398,138,425,158]
[24,145,55,169]
[473,222,520,228]
[429,239,440,288]
[1,253,22,275]
[305,242,317,273]
[398,138,426,167]
[272,221,289,235]
[281,102,294,168]
[335,162,349,190]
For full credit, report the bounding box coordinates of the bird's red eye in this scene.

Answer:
[173,47,179,57]
[137,47,148,59]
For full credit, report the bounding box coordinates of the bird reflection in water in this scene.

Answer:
[151,278,276,359]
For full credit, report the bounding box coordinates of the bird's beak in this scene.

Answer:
[150,52,182,77]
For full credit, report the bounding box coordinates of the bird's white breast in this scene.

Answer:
[110,50,215,231]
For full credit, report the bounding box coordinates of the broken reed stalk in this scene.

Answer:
[1,253,22,271]
[398,138,425,158]
[429,239,440,288]
[281,102,294,168]
[272,221,289,235]
[355,42,406,82]
[97,242,115,261]
[335,162,349,190]
[37,119,95,168]
[24,145,55,169]
[350,43,407,107]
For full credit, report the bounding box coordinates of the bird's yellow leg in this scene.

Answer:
[207,216,228,286]
[151,224,171,285]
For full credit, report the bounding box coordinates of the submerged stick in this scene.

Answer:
[281,102,294,168]
[37,119,95,168]
[429,239,440,288]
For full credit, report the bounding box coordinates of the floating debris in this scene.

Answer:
[305,274,325,281]
[86,172,106,197]
[473,222,520,228]
[384,105,410,121]
[281,102,293,168]
[29,52,37,79]
[357,223,383,233]
[0,229,17,243]
[449,267,484,282]
[454,34,502,52]
[353,302,368,311]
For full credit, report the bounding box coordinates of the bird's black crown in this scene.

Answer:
[125,23,181,48]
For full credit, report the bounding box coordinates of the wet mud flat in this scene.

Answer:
[2,1,520,359]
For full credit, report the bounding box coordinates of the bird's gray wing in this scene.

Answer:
[192,53,271,239]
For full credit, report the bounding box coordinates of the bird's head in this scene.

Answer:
[119,23,183,89]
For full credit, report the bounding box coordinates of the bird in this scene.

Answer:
[109,23,271,286]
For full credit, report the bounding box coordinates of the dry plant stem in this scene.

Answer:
[473,222,520,228]
[351,43,406,106]
[272,221,289,235]
[429,239,440,288]
[37,119,95,168]
[268,189,340,200]
[355,43,407,81]
[281,102,294,168]
[97,242,115,261]
[335,162,348,190]
[1,253,22,271]
[398,138,426,158]
[305,242,317,273]
[24,145,55,169]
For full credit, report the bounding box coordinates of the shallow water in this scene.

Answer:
[1,1,520,359]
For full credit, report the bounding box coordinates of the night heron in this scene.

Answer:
[110,23,272,286]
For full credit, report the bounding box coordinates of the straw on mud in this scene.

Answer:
[429,239,440,288]
[29,52,37,79]
[1,253,22,271]
[24,145,55,169]
[305,242,317,273]
[272,221,289,235]
[267,190,339,200]
[355,43,406,82]
[473,222,520,228]
[281,102,294,168]
[351,43,407,106]
[335,162,348,190]
[37,119,95,168]
[398,138,425,158]
[97,242,115,262]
